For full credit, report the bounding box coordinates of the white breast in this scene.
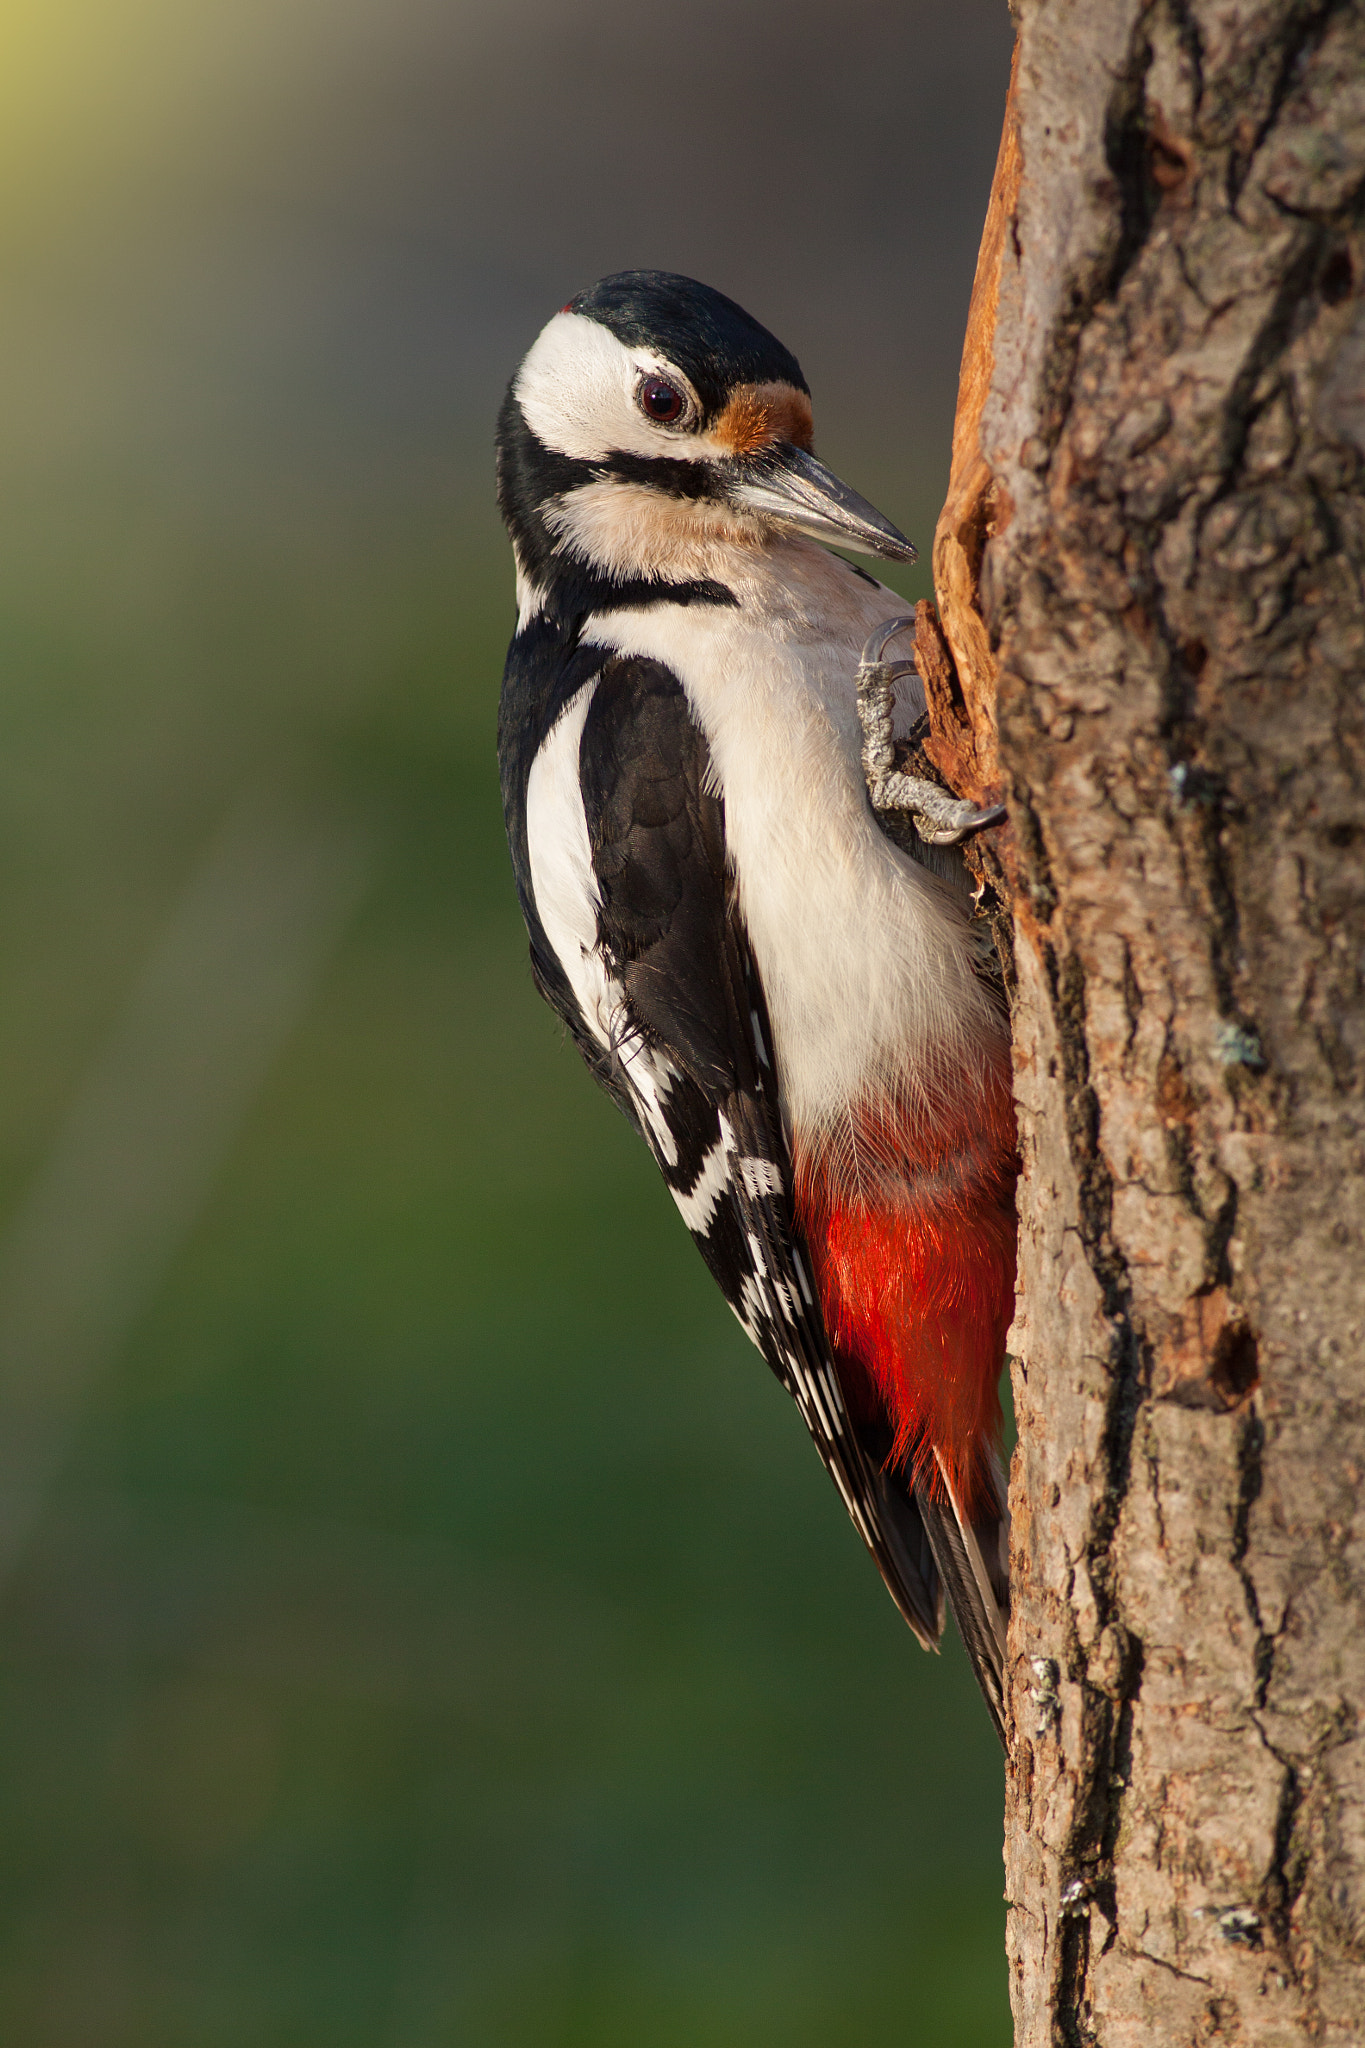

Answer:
[581,538,1005,1141]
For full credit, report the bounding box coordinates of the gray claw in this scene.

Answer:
[870,777,1007,846]
[856,615,1005,846]
[856,616,918,783]
[859,616,917,667]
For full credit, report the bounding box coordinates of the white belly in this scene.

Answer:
[581,538,1004,1141]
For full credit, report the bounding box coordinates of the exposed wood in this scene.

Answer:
[930,3,1365,2040]
[931,39,1020,809]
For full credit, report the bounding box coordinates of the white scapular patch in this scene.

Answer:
[670,1132,730,1233]
[580,538,1008,1141]
[514,555,547,627]
[525,679,614,1043]
[525,681,683,1167]
[624,1040,680,1169]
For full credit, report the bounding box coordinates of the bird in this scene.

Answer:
[495,270,1017,1740]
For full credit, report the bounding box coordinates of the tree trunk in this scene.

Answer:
[926,4,1365,2040]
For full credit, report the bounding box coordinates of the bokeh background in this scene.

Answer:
[0,2,1016,2041]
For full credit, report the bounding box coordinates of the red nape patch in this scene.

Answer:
[795,1093,1017,1518]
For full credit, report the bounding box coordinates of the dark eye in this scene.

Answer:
[639,377,685,424]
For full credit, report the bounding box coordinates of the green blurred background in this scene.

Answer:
[0,2,1016,2041]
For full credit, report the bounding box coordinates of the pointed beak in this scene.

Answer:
[728,442,917,563]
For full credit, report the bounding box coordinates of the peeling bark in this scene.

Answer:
[927,4,1365,2040]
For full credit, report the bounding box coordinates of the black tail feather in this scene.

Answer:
[861,1458,944,1650]
[916,1458,1009,1748]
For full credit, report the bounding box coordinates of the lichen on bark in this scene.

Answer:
[927,3,1365,2039]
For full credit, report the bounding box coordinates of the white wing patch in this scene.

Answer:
[525,679,684,1164]
[735,1274,768,1348]
[513,557,548,628]
[621,1039,681,1167]
[670,1132,729,1233]
[525,680,614,1046]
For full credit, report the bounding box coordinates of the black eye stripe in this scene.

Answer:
[603,451,719,500]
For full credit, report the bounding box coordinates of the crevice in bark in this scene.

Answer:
[1032,0,1211,463]
[1261,1738,1309,1969]
[1048,943,1149,2040]
[1155,1039,1241,1295]
[1177,775,1245,1025]
[1210,226,1329,497]
[1223,0,1337,208]
[1129,1946,1214,1988]
[1008,789,1057,923]
[1102,7,1162,297]
[1231,1410,1274,1706]
[1165,0,1206,107]
[1054,953,1127,1312]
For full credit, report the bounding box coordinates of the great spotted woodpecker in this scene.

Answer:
[495,272,1016,1739]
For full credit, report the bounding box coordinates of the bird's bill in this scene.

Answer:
[729,443,917,563]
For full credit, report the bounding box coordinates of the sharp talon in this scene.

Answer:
[940,800,1007,845]
[855,616,1003,847]
[869,777,1007,846]
[858,616,917,668]
[856,619,921,786]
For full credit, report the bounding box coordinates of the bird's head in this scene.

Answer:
[497,270,915,621]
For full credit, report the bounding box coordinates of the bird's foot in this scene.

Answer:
[855,616,917,785]
[871,773,1007,846]
[855,617,1005,847]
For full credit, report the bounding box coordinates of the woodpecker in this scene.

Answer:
[495,271,1017,1739]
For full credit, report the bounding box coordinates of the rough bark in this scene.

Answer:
[925,5,1365,2041]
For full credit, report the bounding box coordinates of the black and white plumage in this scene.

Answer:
[496,273,1016,1740]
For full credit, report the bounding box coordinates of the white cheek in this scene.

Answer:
[515,312,700,465]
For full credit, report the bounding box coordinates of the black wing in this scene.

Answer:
[498,622,636,1119]
[505,639,1006,1733]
